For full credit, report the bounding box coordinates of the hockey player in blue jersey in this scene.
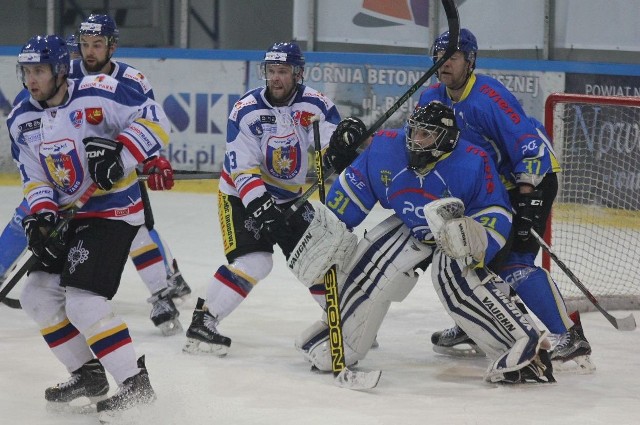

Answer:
[292,102,555,384]
[419,28,592,371]
[10,34,170,415]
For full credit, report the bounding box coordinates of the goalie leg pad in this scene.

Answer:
[287,203,358,286]
[301,215,432,371]
[431,251,543,373]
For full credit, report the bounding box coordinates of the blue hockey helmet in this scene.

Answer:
[405,101,459,172]
[17,35,70,83]
[78,14,119,45]
[65,33,80,57]
[260,41,305,80]
[431,28,478,69]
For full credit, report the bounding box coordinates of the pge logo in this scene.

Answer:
[162,93,240,134]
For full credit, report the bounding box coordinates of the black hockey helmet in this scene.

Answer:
[406,101,459,172]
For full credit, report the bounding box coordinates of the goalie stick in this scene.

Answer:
[531,229,636,331]
[312,116,382,390]
[285,0,460,221]
[0,184,98,305]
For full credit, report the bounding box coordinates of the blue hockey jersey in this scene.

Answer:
[418,74,561,189]
[326,128,512,265]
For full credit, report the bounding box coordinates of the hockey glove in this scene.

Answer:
[143,156,175,190]
[246,193,287,238]
[514,190,544,241]
[323,117,367,173]
[83,137,124,191]
[22,212,67,267]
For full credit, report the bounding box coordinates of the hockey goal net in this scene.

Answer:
[544,93,640,312]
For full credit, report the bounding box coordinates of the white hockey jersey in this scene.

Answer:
[8,75,171,224]
[69,58,155,99]
[219,84,341,206]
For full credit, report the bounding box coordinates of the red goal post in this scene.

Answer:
[543,93,640,312]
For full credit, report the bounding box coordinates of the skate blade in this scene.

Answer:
[552,355,596,374]
[433,344,486,358]
[157,319,183,336]
[182,337,229,357]
[97,400,155,425]
[46,397,103,415]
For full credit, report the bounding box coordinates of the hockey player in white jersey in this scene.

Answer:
[182,41,355,356]
[73,14,189,335]
[9,34,172,415]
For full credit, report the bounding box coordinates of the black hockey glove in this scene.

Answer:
[83,137,124,191]
[514,190,544,241]
[22,212,68,267]
[246,193,288,238]
[323,117,367,173]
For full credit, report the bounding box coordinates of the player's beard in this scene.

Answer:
[84,56,111,74]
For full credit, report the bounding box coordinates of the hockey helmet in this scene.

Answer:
[431,28,478,69]
[405,101,459,172]
[260,41,305,80]
[17,35,70,83]
[78,14,119,45]
[65,33,80,57]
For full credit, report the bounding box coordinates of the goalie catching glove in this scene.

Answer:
[83,137,124,191]
[323,117,367,173]
[424,197,488,268]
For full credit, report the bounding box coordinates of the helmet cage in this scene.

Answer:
[405,103,459,171]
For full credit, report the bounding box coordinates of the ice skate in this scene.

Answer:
[45,359,109,413]
[167,259,192,301]
[431,324,486,357]
[96,356,156,415]
[148,288,183,336]
[183,297,232,356]
[550,311,595,373]
[494,349,556,384]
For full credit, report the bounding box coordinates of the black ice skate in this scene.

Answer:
[183,297,232,356]
[431,324,485,357]
[498,349,556,384]
[167,259,192,300]
[148,287,183,336]
[45,358,109,413]
[550,311,595,373]
[96,355,156,413]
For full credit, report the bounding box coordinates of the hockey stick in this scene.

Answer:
[531,229,637,331]
[0,184,98,304]
[137,170,319,182]
[285,0,460,220]
[312,117,382,390]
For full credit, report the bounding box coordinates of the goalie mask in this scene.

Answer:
[406,101,459,172]
[260,41,305,82]
[431,28,478,71]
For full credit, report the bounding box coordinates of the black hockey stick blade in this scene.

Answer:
[285,0,460,220]
[532,230,636,331]
[1,297,22,309]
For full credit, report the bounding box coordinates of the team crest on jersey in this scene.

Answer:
[69,109,83,128]
[294,110,315,128]
[247,118,263,136]
[85,108,104,125]
[266,134,301,179]
[39,139,83,194]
